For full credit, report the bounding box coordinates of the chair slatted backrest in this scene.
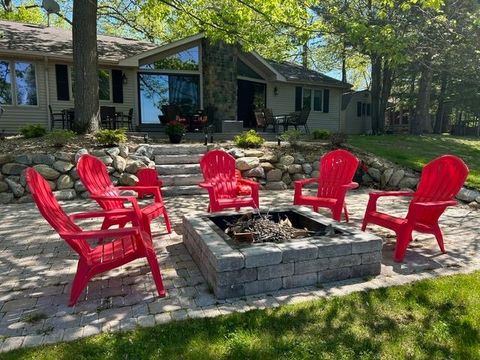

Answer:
[200,150,238,198]
[77,154,125,210]
[26,168,89,256]
[100,106,116,121]
[254,111,266,128]
[296,107,311,126]
[263,108,275,127]
[408,155,469,223]
[317,149,359,198]
[137,168,159,187]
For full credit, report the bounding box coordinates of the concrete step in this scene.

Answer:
[154,154,203,165]
[161,174,204,186]
[150,144,207,156]
[156,164,201,175]
[162,185,206,196]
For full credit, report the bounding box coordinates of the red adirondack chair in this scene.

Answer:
[199,150,259,212]
[26,168,166,306]
[293,149,359,222]
[362,155,469,262]
[77,154,171,235]
[136,167,163,199]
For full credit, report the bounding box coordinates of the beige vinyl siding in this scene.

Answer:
[266,82,342,132]
[341,92,372,134]
[0,57,48,133]
[48,63,138,127]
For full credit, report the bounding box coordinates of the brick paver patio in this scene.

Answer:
[0,188,479,352]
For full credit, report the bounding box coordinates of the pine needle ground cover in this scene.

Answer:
[4,272,480,360]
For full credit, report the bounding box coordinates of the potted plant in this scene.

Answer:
[165,120,186,144]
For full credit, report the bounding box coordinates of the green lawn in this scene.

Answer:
[4,272,480,360]
[349,135,480,190]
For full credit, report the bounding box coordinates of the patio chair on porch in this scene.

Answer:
[199,150,259,212]
[49,105,69,130]
[362,155,469,262]
[26,167,166,306]
[116,108,134,131]
[262,108,278,132]
[100,106,117,129]
[77,154,172,236]
[294,149,359,222]
[285,107,311,134]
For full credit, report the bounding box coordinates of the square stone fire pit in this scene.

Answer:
[183,207,383,299]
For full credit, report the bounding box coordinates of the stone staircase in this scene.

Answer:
[151,144,207,196]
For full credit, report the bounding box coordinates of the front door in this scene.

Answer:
[237,79,266,128]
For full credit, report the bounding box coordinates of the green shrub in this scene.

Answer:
[330,132,348,147]
[19,124,47,139]
[165,121,187,136]
[46,129,76,148]
[312,129,330,140]
[279,129,303,146]
[94,128,127,146]
[234,129,265,148]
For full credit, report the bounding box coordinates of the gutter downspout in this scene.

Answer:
[44,56,51,130]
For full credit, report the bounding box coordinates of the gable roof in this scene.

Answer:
[267,60,350,88]
[341,89,370,110]
[0,20,157,63]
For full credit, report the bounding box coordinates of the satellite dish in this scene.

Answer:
[42,0,60,14]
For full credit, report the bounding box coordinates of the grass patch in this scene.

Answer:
[349,134,480,190]
[4,272,480,359]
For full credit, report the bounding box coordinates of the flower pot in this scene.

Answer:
[168,134,183,144]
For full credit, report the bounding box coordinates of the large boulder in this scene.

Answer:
[134,145,153,159]
[91,149,106,157]
[120,173,139,186]
[113,156,127,172]
[32,153,55,166]
[75,148,89,163]
[5,178,24,197]
[0,181,8,192]
[2,163,28,176]
[0,154,14,165]
[243,149,264,158]
[0,193,14,204]
[398,176,418,190]
[33,165,60,180]
[118,144,129,158]
[381,168,394,187]
[236,157,260,171]
[54,189,76,201]
[54,152,74,162]
[17,194,33,204]
[99,156,114,166]
[106,147,120,157]
[302,163,313,175]
[125,160,146,174]
[265,181,288,190]
[243,166,265,178]
[266,169,282,182]
[278,155,295,166]
[288,164,303,174]
[14,154,32,165]
[53,160,74,173]
[74,180,86,192]
[259,152,278,163]
[227,148,245,158]
[57,174,74,190]
[260,162,274,172]
[456,188,480,202]
[367,167,381,182]
[388,169,405,187]
[282,173,292,185]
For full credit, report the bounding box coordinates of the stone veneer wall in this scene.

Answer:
[202,39,238,131]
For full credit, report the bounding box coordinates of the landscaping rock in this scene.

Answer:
[362,173,373,185]
[0,154,13,165]
[47,180,56,191]
[14,154,32,165]
[381,168,394,187]
[266,169,282,182]
[282,173,292,185]
[134,145,153,159]
[260,162,274,172]
[292,173,306,181]
[475,196,480,204]
[0,192,14,204]
[75,148,89,163]
[5,178,24,197]
[125,160,145,174]
[57,175,74,190]
[106,147,120,157]
[236,157,259,171]
[113,156,127,172]
[17,194,32,204]
[32,153,55,165]
[388,169,405,187]
[54,189,76,201]
[33,165,60,180]
[2,163,28,175]
[120,173,139,186]
[129,155,151,165]
[55,152,74,162]
[312,161,320,170]
[311,170,319,179]
[278,155,295,166]
[53,160,74,173]
[74,180,86,192]
[99,156,114,166]
[118,144,129,158]
[107,166,115,174]
[398,176,418,190]
[228,148,245,158]
[293,153,305,164]
[0,181,8,192]
[367,167,381,182]
[244,166,265,178]
[91,149,106,157]
[456,187,480,202]
[265,181,287,190]
[244,149,264,157]
[302,163,313,175]
[259,152,277,162]
[288,164,302,174]
[69,169,80,180]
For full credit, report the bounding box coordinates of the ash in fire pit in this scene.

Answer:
[223,212,336,244]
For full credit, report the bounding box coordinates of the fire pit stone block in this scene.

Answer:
[183,207,382,299]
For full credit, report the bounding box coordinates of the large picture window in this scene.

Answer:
[0,61,12,105]
[140,46,199,71]
[15,62,37,105]
[296,86,328,113]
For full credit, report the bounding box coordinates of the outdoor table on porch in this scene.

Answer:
[62,108,75,130]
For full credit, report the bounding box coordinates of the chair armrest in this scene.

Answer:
[238,178,259,188]
[342,182,359,190]
[90,195,143,218]
[368,191,415,199]
[199,182,214,189]
[61,227,140,241]
[295,178,319,186]
[117,186,162,202]
[69,208,137,221]
[412,200,458,209]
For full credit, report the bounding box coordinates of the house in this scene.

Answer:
[0,20,351,134]
[340,90,372,134]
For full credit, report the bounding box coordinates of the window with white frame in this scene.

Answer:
[0,60,37,106]
[301,88,324,111]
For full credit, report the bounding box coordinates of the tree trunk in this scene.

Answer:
[370,54,382,134]
[379,60,393,133]
[433,71,448,134]
[411,60,433,135]
[73,0,99,134]
[341,42,347,83]
[302,43,308,70]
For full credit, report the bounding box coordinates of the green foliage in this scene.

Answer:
[94,128,127,146]
[19,124,46,139]
[165,121,186,136]
[280,129,303,146]
[330,132,348,147]
[312,129,330,140]
[46,129,76,148]
[234,129,265,148]
[5,272,480,359]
